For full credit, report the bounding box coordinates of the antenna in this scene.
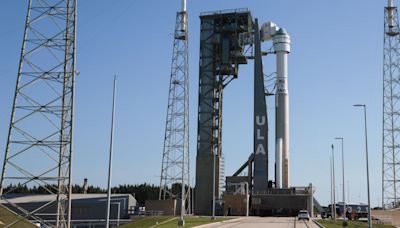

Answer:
[106,76,117,228]
[389,0,395,27]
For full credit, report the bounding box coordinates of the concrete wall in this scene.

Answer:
[372,209,400,226]
[251,195,308,211]
[71,196,132,220]
[224,195,247,216]
[2,194,136,222]
[145,199,177,216]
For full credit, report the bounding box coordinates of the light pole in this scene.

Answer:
[212,151,216,220]
[330,156,333,219]
[354,104,372,228]
[347,180,350,202]
[331,144,336,220]
[335,137,346,220]
[106,76,117,228]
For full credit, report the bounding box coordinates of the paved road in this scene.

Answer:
[197,217,319,228]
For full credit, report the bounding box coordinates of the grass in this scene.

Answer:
[120,216,233,228]
[317,219,395,228]
[0,206,36,228]
[119,216,175,228]
[158,216,232,228]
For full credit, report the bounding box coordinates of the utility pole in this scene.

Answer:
[354,104,372,228]
[330,156,333,219]
[332,144,336,220]
[335,137,346,220]
[106,76,117,228]
[212,151,216,220]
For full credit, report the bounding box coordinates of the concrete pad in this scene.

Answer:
[195,217,319,228]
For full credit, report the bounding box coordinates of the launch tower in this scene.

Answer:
[159,0,191,216]
[0,0,77,227]
[382,0,400,209]
[195,9,253,215]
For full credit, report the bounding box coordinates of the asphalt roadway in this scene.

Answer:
[197,217,319,228]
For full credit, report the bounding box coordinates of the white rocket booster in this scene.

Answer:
[275,138,282,188]
[273,28,291,188]
[261,22,291,189]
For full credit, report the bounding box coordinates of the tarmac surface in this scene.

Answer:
[196,217,319,228]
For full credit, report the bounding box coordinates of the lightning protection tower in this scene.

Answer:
[0,0,77,227]
[159,0,190,215]
[383,0,400,209]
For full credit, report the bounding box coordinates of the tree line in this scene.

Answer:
[2,183,160,205]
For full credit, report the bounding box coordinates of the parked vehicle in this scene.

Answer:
[321,211,329,219]
[298,210,310,221]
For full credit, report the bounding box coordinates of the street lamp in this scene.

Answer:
[335,137,346,220]
[331,144,336,220]
[353,104,372,228]
[212,151,216,220]
[330,156,333,219]
[106,76,117,228]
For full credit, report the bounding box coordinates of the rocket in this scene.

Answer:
[274,28,291,188]
[261,22,291,189]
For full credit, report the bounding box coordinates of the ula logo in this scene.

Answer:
[255,115,266,155]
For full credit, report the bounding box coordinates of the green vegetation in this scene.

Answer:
[112,184,192,205]
[120,216,233,228]
[317,219,395,228]
[0,206,36,228]
[2,183,161,205]
[158,217,232,228]
[119,216,176,228]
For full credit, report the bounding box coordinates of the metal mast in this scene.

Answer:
[159,0,190,215]
[383,0,400,209]
[0,0,77,227]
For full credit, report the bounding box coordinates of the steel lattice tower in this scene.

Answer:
[159,3,190,214]
[0,0,77,227]
[383,0,400,209]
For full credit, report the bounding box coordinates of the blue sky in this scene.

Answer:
[0,0,386,207]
